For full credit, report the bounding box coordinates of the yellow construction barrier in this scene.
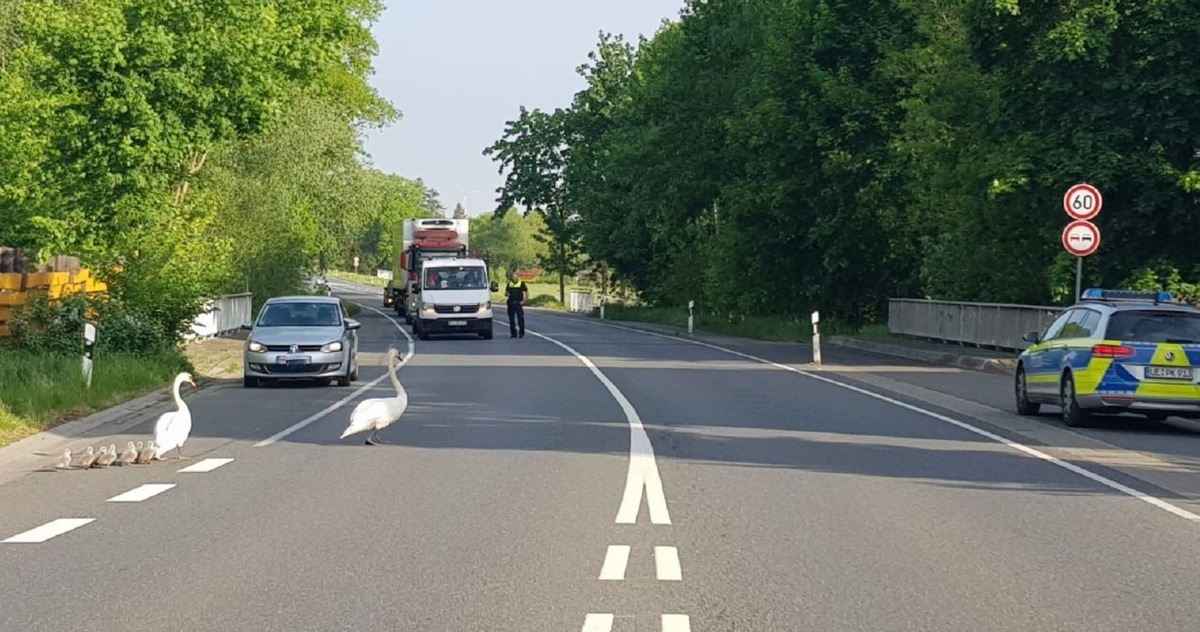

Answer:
[0,268,108,338]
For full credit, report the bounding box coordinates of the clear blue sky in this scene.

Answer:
[360,0,686,217]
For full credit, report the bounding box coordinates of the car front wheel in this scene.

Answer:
[1014,366,1040,415]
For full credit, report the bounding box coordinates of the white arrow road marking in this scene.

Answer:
[508,322,671,525]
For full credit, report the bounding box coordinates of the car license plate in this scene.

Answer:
[1147,366,1193,380]
[276,354,310,366]
[448,320,467,327]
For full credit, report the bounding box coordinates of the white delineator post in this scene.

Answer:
[599,293,606,320]
[811,310,821,367]
[82,322,97,388]
[688,300,695,336]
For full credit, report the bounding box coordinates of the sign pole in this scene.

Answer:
[1075,256,1083,302]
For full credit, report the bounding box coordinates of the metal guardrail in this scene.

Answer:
[888,299,1063,352]
[186,293,253,341]
[569,290,595,313]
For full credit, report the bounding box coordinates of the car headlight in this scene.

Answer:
[321,341,343,353]
[248,341,266,353]
[480,301,490,311]
[423,303,436,314]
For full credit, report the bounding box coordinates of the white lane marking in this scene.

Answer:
[559,315,1200,523]
[662,614,692,631]
[253,301,414,447]
[654,546,682,581]
[108,483,176,503]
[177,458,233,473]
[599,544,631,580]
[500,318,671,525]
[3,518,94,543]
[581,613,615,632]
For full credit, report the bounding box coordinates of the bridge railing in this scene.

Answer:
[887,298,1063,352]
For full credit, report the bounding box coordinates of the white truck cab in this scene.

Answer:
[411,258,498,340]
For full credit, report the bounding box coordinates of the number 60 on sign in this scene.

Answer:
[1063,183,1103,221]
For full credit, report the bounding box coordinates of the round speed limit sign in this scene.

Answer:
[1063,183,1103,221]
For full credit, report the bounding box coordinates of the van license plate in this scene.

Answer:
[448,320,467,327]
[1147,366,1193,380]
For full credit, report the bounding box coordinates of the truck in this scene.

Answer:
[389,218,471,324]
[410,256,498,340]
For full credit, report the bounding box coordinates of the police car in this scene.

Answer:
[1015,288,1200,427]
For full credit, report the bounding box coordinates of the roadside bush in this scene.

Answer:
[8,292,175,356]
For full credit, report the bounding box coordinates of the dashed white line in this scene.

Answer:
[2,518,94,543]
[662,614,692,631]
[108,483,176,503]
[177,458,233,473]
[599,545,631,580]
[556,314,1200,524]
[581,613,615,632]
[502,319,671,525]
[654,546,682,581]
[253,301,414,447]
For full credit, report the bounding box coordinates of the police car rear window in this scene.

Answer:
[1104,310,1200,344]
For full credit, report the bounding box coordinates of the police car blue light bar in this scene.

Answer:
[1081,288,1174,303]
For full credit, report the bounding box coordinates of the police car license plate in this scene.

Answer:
[448,320,467,327]
[1147,366,1193,380]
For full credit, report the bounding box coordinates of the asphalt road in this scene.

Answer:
[4,280,1200,630]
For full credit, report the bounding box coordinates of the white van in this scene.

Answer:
[411,258,498,340]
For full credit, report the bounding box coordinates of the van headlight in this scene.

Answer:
[480,301,490,311]
[321,341,343,353]
[248,341,266,353]
[423,303,436,314]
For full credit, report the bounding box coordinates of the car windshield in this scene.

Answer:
[256,301,342,327]
[1104,310,1200,344]
[423,266,487,290]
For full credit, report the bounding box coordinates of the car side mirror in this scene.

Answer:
[345,320,361,331]
[412,286,421,294]
[1022,331,1041,344]
[241,322,253,331]
[490,282,499,292]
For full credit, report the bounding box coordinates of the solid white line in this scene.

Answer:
[655,545,682,581]
[662,614,692,632]
[560,315,1200,524]
[253,301,414,447]
[2,518,94,543]
[500,318,671,525]
[599,544,631,580]
[177,458,233,473]
[581,613,615,632]
[107,483,176,503]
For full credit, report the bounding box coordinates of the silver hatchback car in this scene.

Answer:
[241,295,361,387]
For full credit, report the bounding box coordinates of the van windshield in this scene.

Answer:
[1105,310,1200,344]
[423,266,488,290]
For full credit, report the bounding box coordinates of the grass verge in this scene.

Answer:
[327,269,388,287]
[594,305,885,342]
[0,349,192,448]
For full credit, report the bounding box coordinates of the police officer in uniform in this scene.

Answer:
[505,272,528,338]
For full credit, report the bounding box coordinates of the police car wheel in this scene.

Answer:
[1061,373,1090,428]
[1014,366,1040,416]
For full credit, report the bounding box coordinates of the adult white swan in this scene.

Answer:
[153,372,197,459]
[341,348,407,446]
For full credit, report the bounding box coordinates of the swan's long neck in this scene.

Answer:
[172,377,186,410]
[388,354,403,396]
